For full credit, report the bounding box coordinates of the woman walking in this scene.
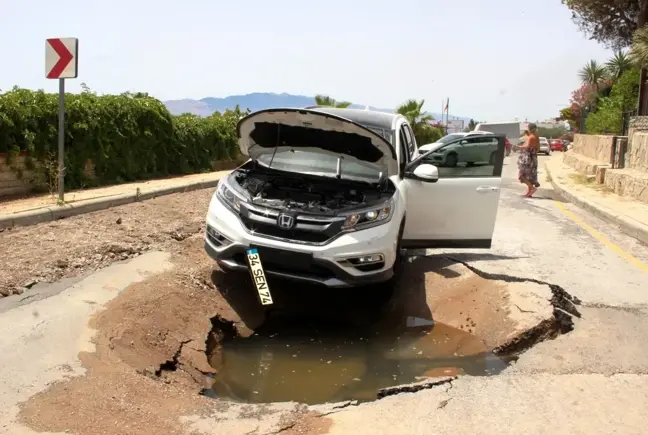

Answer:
[517,123,540,197]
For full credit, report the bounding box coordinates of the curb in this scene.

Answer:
[544,161,648,245]
[0,178,223,230]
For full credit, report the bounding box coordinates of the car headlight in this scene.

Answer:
[216,181,245,212]
[341,199,394,230]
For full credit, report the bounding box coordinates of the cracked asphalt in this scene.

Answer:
[1,155,648,434]
[314,156,648,434]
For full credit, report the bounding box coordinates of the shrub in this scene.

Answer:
[586,68,639,135]
[0,87,244,189]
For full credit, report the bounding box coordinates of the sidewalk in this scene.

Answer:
[0,170,231,230]
[544,154,648,245]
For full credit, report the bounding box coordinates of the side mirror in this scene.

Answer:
[460,140,468,145]
[407,163,439,182]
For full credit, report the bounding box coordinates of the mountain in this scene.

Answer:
[163,92,471,123]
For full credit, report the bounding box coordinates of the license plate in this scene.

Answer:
[245,248,273,306]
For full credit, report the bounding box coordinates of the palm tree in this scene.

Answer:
[314,94,352,108]
[630,25,648,69]
[606,51,632,79]
[396,99,435,143]
[579,60,608,90]
[396,99,434,127]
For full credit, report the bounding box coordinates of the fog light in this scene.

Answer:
[206,225,231,246]
[356,254,383,264]
[338,254,385,267]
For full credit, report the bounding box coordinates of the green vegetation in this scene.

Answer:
[314,95,352,108]
[562,0,648,49]
[559,49,639,134]
[579,59,609,90]
[0,86,245,190]
[586,68,640,134]
[395,99,444,145]
[538,126,569,139]
[630,25,648,68]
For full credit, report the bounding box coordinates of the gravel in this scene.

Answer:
[0,188,215,297]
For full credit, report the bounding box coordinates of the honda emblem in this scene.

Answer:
[277,214,295,229]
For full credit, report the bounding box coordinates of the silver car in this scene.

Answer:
[539,137,551,155]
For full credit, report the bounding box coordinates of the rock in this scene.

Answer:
[55,259,69,268]
[116,217,122,224]
[13,287,25,295]
[0,288,12,297]
[23,280,37,289]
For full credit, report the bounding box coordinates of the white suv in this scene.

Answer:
[204,108,505,297]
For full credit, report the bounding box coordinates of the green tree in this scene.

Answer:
[416,125,445,144]
[559,106,577,125]
[562,0,648,49]
[606,51,633,79]
[538,126,568,139]
[586,68,640,134]
[579,60,609,90]
[396,100,438,145]
[314,95,352,108]
[630,25,648,68]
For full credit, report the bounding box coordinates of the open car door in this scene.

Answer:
[401,134,506,249]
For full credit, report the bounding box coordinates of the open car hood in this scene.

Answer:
[237,108,398,176]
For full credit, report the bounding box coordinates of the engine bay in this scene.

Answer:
[233,165,395,215]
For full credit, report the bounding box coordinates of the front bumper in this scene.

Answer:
[204,195,397,288]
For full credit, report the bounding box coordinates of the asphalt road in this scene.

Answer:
[1,153,647,434]
[321,154,648,434]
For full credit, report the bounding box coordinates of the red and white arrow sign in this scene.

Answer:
[45,38,78,79]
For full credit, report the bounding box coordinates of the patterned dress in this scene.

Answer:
[518,147,538,185]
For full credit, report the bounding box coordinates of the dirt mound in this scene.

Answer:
[18,237,248,434]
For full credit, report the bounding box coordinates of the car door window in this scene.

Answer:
[419,135,503,178]
[398,127,409,175]
[403,124,416,158]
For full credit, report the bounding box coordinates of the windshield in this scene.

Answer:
[361,125,395,146]
[257,150,382,182]
[437,133,466,144]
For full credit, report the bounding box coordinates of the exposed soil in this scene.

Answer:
[0,189,214,296]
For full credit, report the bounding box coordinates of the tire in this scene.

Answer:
[489,151,496,165]
[445,153,458,167]
[388,219,406,279]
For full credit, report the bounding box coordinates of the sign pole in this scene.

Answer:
[58,78,65,202]
[45,37,77,203]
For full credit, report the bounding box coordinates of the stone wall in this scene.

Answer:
[627,132,648,172]
[0,154,248,200]
[0,154,37,199]
[571,134,614,163]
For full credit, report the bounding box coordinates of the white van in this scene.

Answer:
[474,121,521,146]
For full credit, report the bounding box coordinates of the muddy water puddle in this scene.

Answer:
[205,318,510,405]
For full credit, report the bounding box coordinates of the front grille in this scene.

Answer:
[239,203,345,244]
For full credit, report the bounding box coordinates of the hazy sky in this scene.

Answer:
[3,0,614,121]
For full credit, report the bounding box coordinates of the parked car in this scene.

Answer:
[549,139,565,152]
[204,108,506,299]
[539,137,551,155]
[418,131,500,167]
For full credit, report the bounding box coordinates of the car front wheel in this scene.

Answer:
[445,153,458,167]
